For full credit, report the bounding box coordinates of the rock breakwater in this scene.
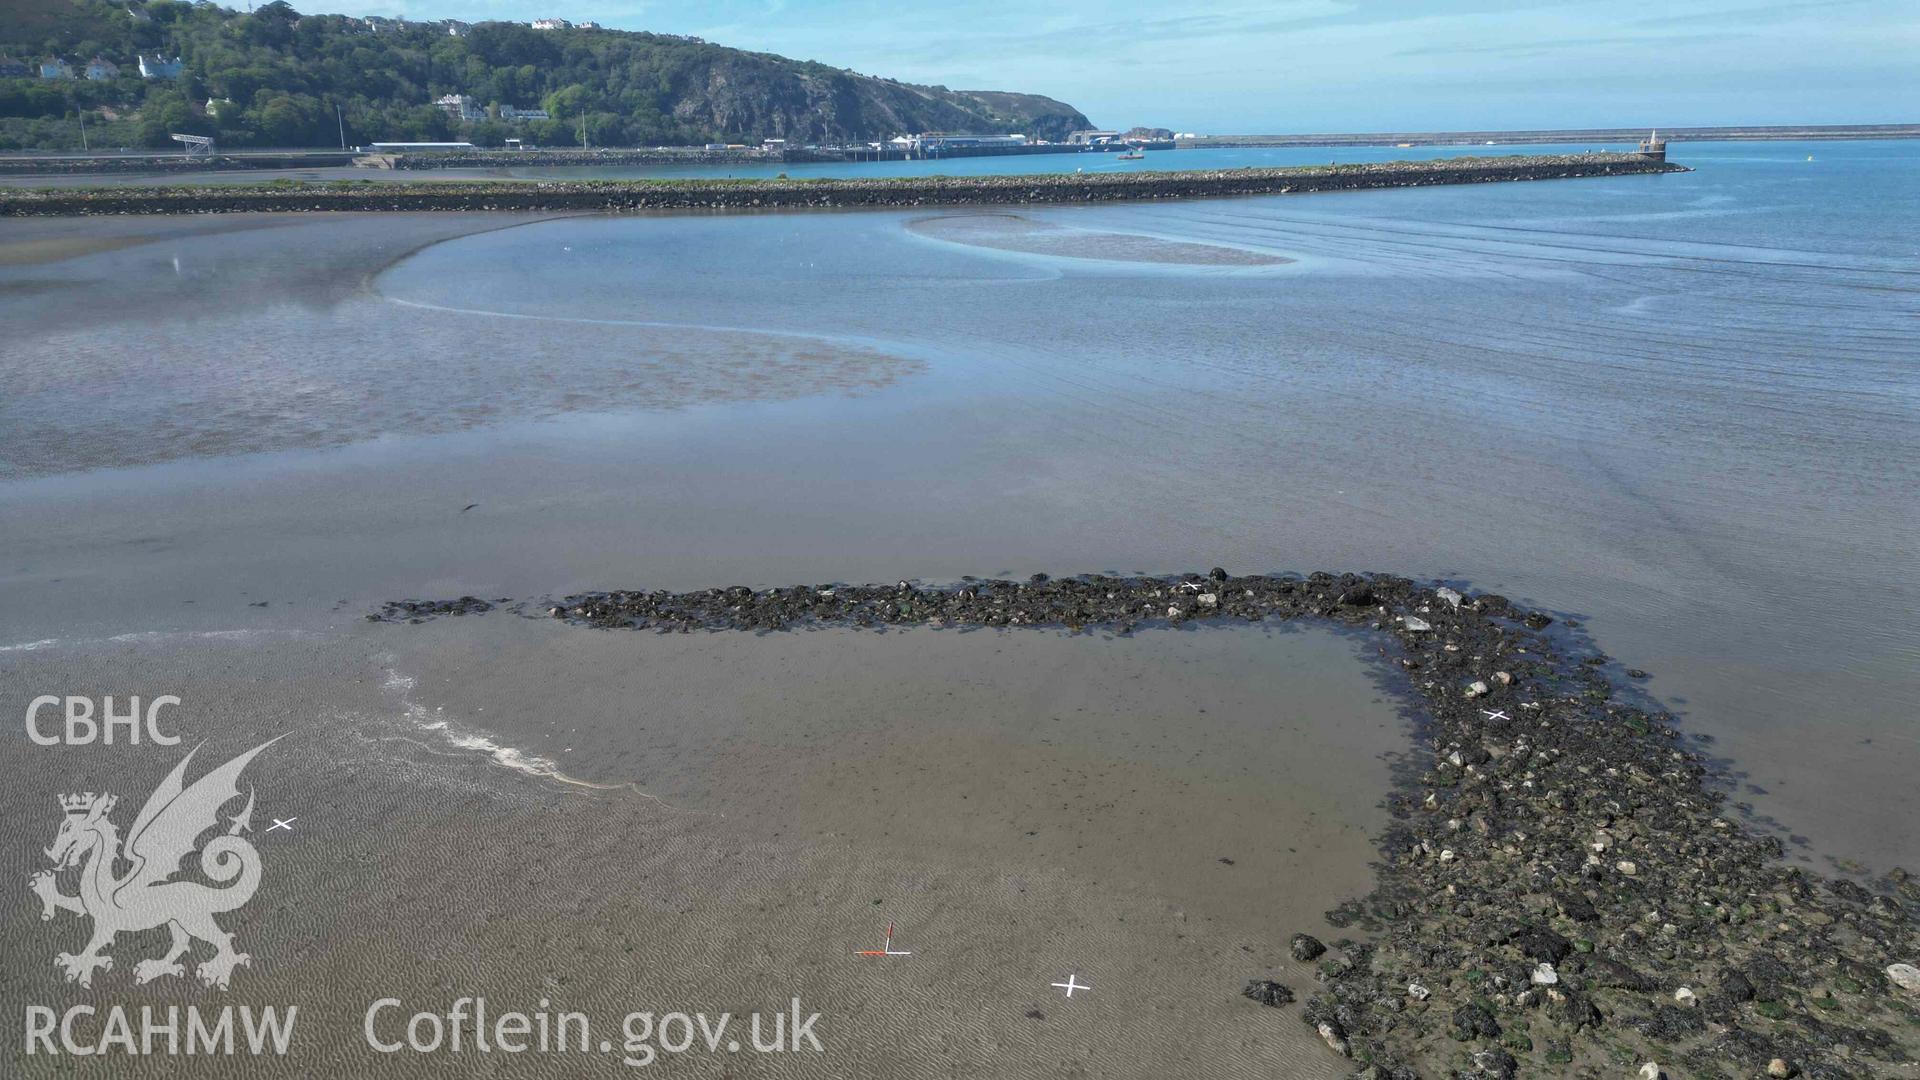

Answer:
[386,148,770,170]
[374,570,1918,1078]
[0,154,1685,217]
[0,153,359,176]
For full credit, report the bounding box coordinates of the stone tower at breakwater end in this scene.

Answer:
[1636,129,1667,161]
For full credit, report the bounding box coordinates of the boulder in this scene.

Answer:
[1316,1021,1350,1056]
[1451,1001,1501,1039]
[1585,957,1656,992]
[1889,963,1920,994]
[1242,979,1294,1007]
[1509,925,1572,963]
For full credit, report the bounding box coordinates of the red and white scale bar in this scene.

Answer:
[856,922,913,956]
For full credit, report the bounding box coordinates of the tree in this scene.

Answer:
[0,1,1094,149]
[541,83,590,122]
[133,88,207,146]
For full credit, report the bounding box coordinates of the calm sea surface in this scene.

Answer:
[2,139,1916,869]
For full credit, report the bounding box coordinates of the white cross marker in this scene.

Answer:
[1481,710,1510,722]
[267,817,297,832]
[1051,974,1090,997]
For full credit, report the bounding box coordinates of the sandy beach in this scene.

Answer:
[2,616,1397,1077]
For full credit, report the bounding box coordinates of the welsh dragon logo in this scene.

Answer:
[29,738,281,989]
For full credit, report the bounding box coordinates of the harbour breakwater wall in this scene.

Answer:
[0,154,1685,217]
[384,148,773,169]
[0,152,361,176]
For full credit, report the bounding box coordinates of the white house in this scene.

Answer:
[434,94,486,123]
[84,57,120,80]
[531,18,570,30]
[137,54,183,79]
[498,105,550,122]
[40,58,76,80]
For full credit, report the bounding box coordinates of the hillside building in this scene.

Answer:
[85,57,121,80]
[137,54,183,79]
[40,58,76,80]
[435,94,486,123]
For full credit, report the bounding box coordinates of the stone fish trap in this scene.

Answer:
[373,570,1920,1078]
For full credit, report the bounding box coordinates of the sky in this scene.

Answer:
[307,0,1918,133]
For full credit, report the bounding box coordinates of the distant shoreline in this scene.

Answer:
[0,124,1904,178]
[1180,122,1919,148]
[0,153,1685,217]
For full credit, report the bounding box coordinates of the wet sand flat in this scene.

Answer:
[0,619,1397,1077]
[373,618,1400,917]
[0,216,301,266]
[908,211,1291,265]
[0,214,921,479]
[0,234,159,266]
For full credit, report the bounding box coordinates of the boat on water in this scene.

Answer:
[1116,147,1145,160]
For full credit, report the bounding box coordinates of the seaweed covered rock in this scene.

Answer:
[1242,979,1294,1007]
